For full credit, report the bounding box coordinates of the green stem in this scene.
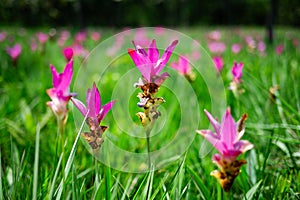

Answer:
[146,129,151,170]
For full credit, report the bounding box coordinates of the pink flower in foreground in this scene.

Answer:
[63,47,74,61]
[212,56,224,72]
[6,44,22,65]
[231,44,241,54]
[275,44,284,55]
[128,39,178,86]
[71,83,115,127]
[46,60,75,121]
[196,108,253,191]
[231,61,244,83]
[208,41,226,54]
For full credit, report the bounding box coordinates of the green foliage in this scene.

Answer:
[0,26,299,199]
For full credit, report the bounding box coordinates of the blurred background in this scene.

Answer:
[0,0,299,27]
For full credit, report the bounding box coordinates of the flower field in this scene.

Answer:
[0,26,299,199]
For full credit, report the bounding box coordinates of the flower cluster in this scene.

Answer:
[197,108,253,192]
[128,39,178,127]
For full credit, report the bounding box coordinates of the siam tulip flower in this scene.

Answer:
[72,43,89,58]
[128,39,178,87]
[133,28,151,47]
[37,32,49,45]
[63,47,74,61]
[231,61,244,83]
[31,38,38,52]
[0,32,7,42]
[75,31,87,43]
[231,44,241,54]
[6,44,22,65]
[208,41,226,54]
[257,41,266,56]
[212,56,224,72]
[207,30,222,41]
[196,108,254,192]
[244,36,256,51]
[90,31,101,41]
[154,27,165,36]
[230,61,244,96]
[275,44,284,55]
[46,60,75,123]
[71,83,115,151]
[57,30,70,47]
[170,55,195,82]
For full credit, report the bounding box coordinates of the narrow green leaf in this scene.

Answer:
[243,180,262,200]
[186,165,211,200]
[32,124,40,200]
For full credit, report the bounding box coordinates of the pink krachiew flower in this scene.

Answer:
[208,41,226,54]
[128,39,178,86]
[71,83,115,126]
[170,55,191,76]
[36,32,49,44]
[46,60,75,119]
[275,44,284,55]
[63,47,74,61]
[231,61,244,83]
[212,56,224,72]
[197,108,253,161]
[231,44,241,54]
[6,44,22,62]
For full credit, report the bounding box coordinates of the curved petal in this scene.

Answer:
[196,130,225,154]
[50,64,60,88]
[234,140,254,154]
[220,108,236,149]
[148,39,159,63]
[87,83,101,117]
[204,109,220,136]
[155,40,178,74]
[71,97,87,116]
[57,60,73,94]
[153,72,169,86]
[98,100,116,122]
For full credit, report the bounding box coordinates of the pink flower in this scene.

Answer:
[75,31,87,43]
[155,27,165,36]
[0,32,7,42]
[275,44,284,55]
[36,32,49,44]
[63,47,74,61]
[197,108,253,161]
[208,30,221,41]
[231,44,241,54]
[71,83,115,126]
[212,56,224,72]
[244,36,256,50]
[31,38,38,52]
[208,42,226,54]
[257,41,266,55]
[231,61,244,83]
[170,55,191,76]
[46,60,75,120]
[91,31,101,41]
[6,44,22,64]
[196,108,254,191]
[128,39,178,86]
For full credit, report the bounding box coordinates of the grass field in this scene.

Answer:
[0,26,299,199]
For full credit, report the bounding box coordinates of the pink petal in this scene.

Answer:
[56,60,73,95]
[234,140,254,154]
[71,98,87,116]
[204,109,220,136]
[220,108,236,149]
[155,40,178,74]
[87,83,101,118]
[98,100,116,122]
[196,130,225,154]
[148,39,159,63]
[153,72,169,86]
[50,64,60,88]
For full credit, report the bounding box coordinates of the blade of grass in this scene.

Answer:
[55,114,88,199]
[132,173,149,200]
[186,165,211,200]
[49,154,63,199]
[144,165,154,200]
[105,164,111,200]
[243,180,262,200]
[32,123,40,200]
[150,173,169,200]
[121,176,132,200]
